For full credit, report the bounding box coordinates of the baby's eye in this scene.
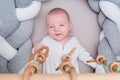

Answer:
[48,26,54,28]
[60,24,64,26]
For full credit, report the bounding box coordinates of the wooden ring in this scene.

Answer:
[37,46,49,56]
[61,54,71,62]
[36,53,46,63]
[110,62,119,73]
[23,63,40,80]
[96,55,107,64]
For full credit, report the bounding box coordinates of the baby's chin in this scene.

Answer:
[53,36,63,41]
[49,34,64,41]
[54,38,62,41]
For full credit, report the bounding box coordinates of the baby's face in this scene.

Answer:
[46,13,72,42]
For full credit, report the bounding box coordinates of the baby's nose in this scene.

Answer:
[54,26,59,31]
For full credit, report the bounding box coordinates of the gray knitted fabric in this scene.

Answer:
[8,39,32,73]
[88,0,120,72]
[15,0,49,8]
[88,0,100,13]
[0,0,42,73]
[15,0,32,8]
[0,0,19,38]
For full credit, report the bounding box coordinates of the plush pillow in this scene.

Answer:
[0,36,17,60]
[0,0,43,73]
[88,0,120,73]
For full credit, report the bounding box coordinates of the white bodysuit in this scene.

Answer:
[39,35,96,74]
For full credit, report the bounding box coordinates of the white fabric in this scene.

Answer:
[16,1,41,21]
[35,35,97,74]
[95,65,106,73]
[0,36,17,60]
[116,55,120,61]
[99,31,105,41]
[78,51,97,69]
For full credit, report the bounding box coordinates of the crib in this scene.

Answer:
[0,0,120,80]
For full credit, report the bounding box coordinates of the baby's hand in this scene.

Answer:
[33,43,43,53]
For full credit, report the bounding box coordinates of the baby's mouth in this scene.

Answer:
[55,33,61,36]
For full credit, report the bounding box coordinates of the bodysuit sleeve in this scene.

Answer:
[77,45,97,69]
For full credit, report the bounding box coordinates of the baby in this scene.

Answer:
[33,8,97,74]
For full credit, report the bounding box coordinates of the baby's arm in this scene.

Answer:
[78,51,97,69]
